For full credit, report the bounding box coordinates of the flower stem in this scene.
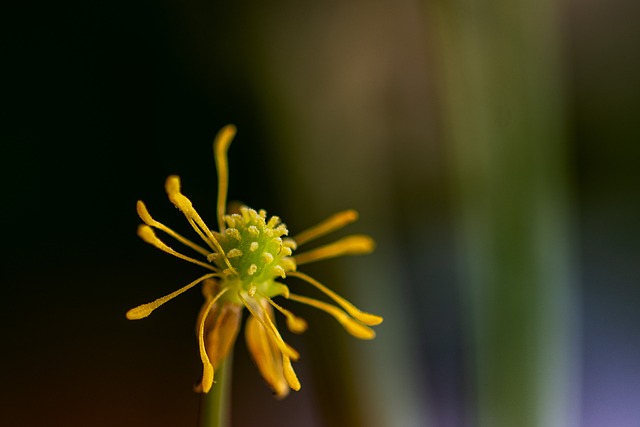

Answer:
[199,352,233,427]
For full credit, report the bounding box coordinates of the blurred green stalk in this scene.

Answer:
[428,1,578,426]
[199,354,232,427]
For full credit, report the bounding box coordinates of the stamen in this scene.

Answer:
[282,354,301,390]
[238,292,300,360]
[137,201,211,257]
[165,176,237,274]
[288,271,383,326]
[294,235,375,266]
[288,293,376,340]
[273,265,286,278]
[187,217,217,251]
[292,210,359,246]
[272,282,291,298]
[261,252,274,264]
[227,248,242,258]
[267,216,280,229]
[259,292,308,333]
[137,225,218,272]
[213,125,236,232]
[197,287,230,393]
[126,272,219,320]
[247,264,258,276]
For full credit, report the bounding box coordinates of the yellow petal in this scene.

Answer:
[204,303,242,369]
[245,307,290,398]
[239,293,300,360]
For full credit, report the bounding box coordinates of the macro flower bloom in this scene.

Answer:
[127,125,382,397]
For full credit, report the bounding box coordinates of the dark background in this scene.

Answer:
[3,0,639,426]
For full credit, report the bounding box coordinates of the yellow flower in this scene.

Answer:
[126,125,382,397]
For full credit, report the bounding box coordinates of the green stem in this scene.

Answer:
[199,353,233,427]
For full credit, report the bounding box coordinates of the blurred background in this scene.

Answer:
[3,0,639,426]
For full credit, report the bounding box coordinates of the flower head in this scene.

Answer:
[127,125,382,397]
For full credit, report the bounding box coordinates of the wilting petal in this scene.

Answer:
[204,302,242,369]
[245,304,290,398]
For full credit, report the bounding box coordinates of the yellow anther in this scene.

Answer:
[273,265,286,279]
[289,271,383,326]
[273,283,290,298]
[197,287,230,393]
[126,272,218,320]
[227,248,243,258]
[224,228,241,240]
[288,293,376,339]
[261,252,274,264]
[238,293,300,361]
[224,216,237,228]
[275,224,288,236]
[248,226,259,237]
[249,242,259,252]
[279,247,293,257]
[164,175,237,275]
[136,225,217,272]
[137,201,210,257]
[280,258,297,273]
[293,209,360,246]
[248,284,257,297]
[283,354,300,391]
[294,235,375,266]
[261,293,308,334]
[267,216,280,228]
[214,124,237,232]
[247,264,258,276]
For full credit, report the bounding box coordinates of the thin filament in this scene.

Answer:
[292,210,359,246]
[198,287,229,393]
[288,293,375,340]
[165,176,236,274]
[214,125,236,232]
[288,271,383,326]
[126,272,219,320]
[294,235,375,266]
[259,292,308,333]
[187,217,217,251]
[137,225,218,272]
[137,200,210,257]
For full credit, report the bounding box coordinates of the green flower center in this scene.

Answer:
[209,206,297,297]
